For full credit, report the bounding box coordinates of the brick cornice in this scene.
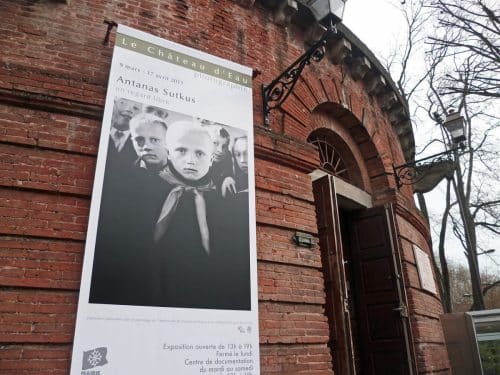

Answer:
[258,0,415,163]
[255,144,316,173]
[0,88,103,120]
[254,127,318,173]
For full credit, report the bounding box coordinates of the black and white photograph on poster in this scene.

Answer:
[89,98,251,310]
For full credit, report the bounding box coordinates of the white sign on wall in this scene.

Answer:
[413,245,437,294]
[71,25,260,375]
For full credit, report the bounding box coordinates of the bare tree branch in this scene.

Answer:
[483,279,500,296]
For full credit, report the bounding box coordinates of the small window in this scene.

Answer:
[308,133,351,182]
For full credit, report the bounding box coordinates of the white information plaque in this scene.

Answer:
[413,245,437,294]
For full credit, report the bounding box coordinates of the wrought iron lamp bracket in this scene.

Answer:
[393,148,458,188]
[262,25,337,127]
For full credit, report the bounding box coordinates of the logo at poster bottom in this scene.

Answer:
[81,347,108,374]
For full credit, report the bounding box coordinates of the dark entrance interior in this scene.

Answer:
[313,175,417,375]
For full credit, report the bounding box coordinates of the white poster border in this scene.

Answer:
[71,24,260,375]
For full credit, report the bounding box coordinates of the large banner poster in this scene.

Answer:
[71,25,259,375]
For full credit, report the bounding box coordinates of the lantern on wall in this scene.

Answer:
[262,0,349,126]
[299,0,347,26]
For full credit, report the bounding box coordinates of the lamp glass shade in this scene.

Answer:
[328,0,346,19]
[443,111,466,144]
[301,0,346,24]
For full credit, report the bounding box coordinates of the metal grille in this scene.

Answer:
[309,135,351,181]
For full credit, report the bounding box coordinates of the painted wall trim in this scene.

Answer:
[309,169,373,208]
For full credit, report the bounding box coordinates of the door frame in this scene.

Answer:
[310,169,373,210]
[310,170,417,374]
[311,171,373,375]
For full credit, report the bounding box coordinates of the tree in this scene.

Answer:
[423,0,500,311]
[447,261,500,312]
[385,0,500,311]
[427,0,500,99]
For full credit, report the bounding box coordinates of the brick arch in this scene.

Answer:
[279,71,392,196]
[309,109,372,193]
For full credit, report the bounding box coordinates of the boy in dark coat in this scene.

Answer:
[152,120,250,310]
[207,125,234,195]
[90,114,170,306]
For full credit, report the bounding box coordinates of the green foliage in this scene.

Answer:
[478,340,500,375]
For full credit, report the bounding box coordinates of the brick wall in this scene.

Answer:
[395,207,452,373]
[0,0,450,374]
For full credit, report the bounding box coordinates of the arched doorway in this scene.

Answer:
[309,128,416,375]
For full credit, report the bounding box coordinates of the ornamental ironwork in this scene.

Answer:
[393,150,457,188]
[262,26,337,127]
[309,136,350,181]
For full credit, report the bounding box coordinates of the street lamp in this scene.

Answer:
[393,109,466,188]
[300,0,347,25]
[445,111,486,310]
[442,109,466,146]
[262,0,348,127]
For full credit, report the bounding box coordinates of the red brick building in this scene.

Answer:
[0,0,451,374]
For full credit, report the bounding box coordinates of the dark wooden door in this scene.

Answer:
[313,175,355,375]
[348,205,417,375]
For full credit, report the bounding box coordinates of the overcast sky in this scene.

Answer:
[344,0,405,62]
[342,0,500,274]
